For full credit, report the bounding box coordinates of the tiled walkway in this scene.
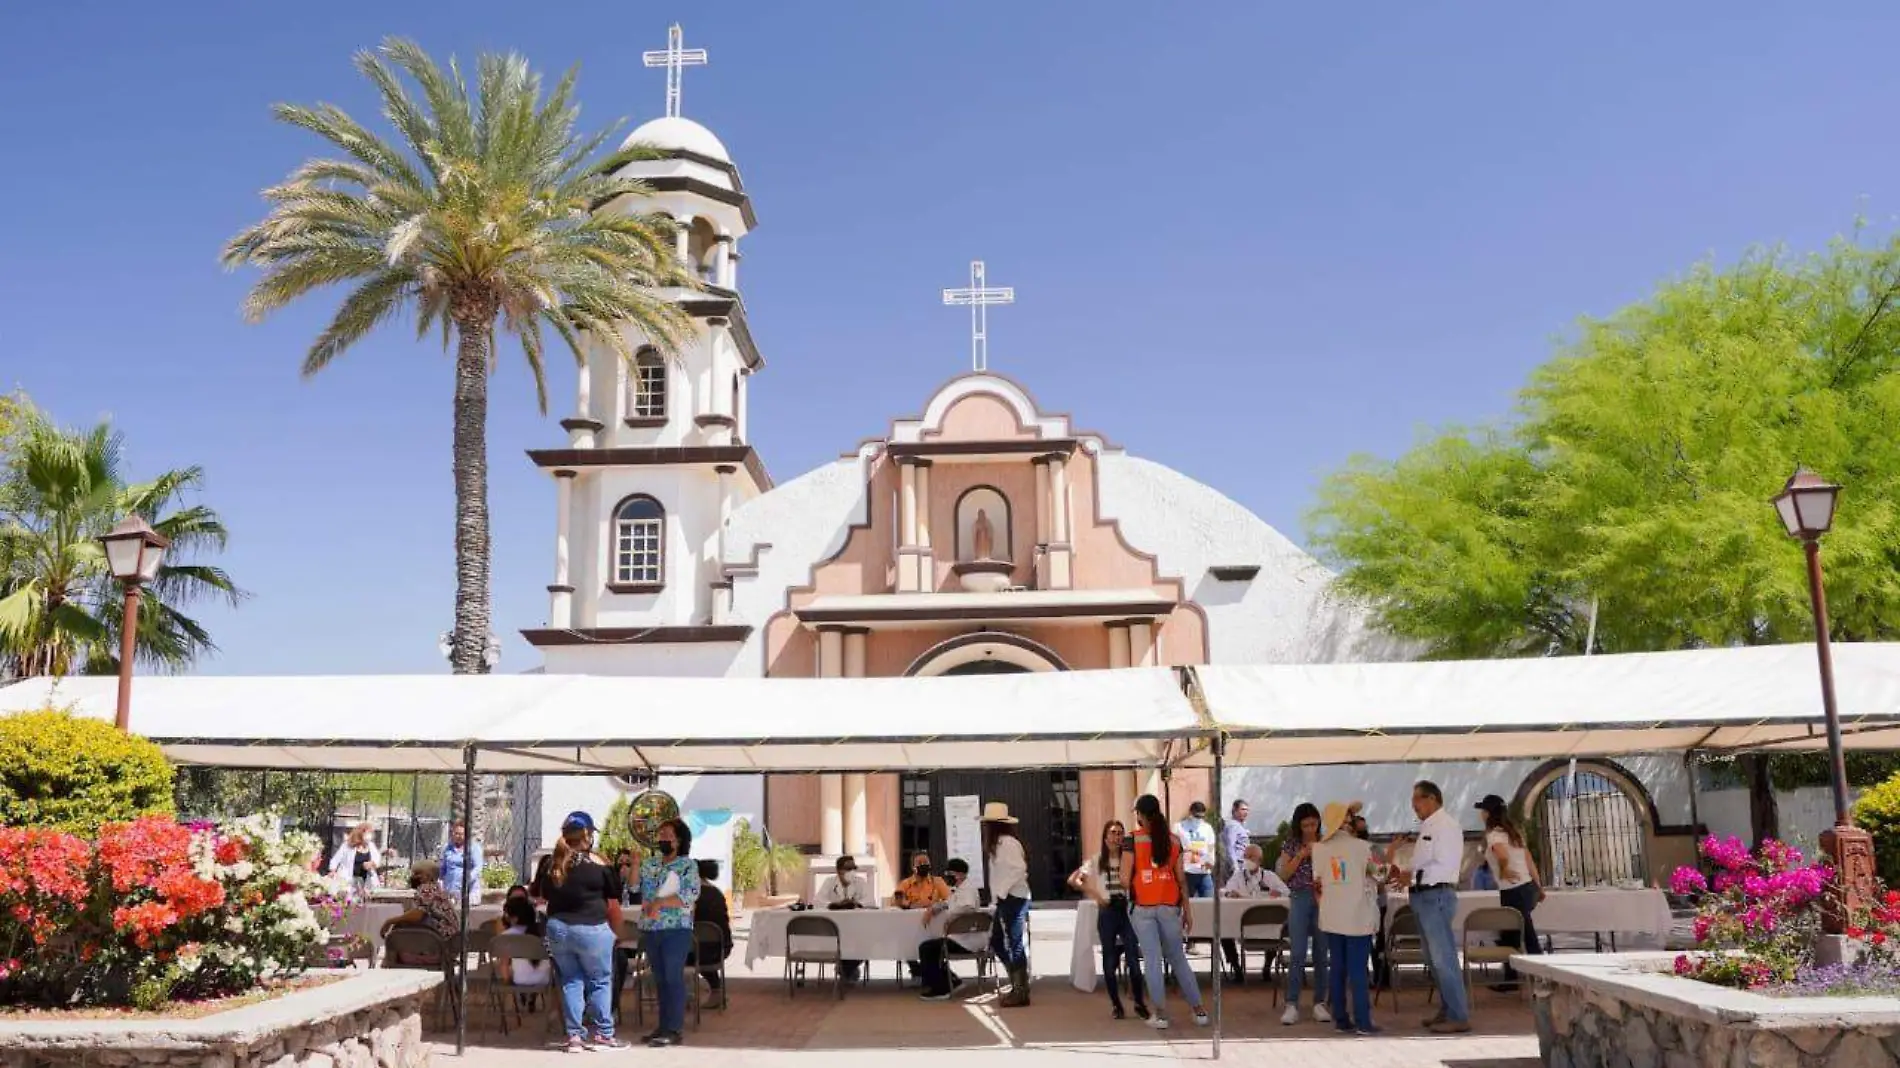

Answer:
[437,910,1541,1067]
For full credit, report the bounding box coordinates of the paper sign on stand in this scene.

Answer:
[944,795,984,890]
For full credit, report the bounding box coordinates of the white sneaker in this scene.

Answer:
[1148,1015,1171,1030]
[1281,1004,1300,1025]
[1193,1010,1211,1027]
[1314,1003,1333,1024]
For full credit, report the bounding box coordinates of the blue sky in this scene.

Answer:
[3,4,1898,675]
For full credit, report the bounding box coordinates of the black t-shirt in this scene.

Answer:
[351,849,372,880]
[532,854,623,926]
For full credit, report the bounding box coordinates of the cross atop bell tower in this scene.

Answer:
[642,23,708,119]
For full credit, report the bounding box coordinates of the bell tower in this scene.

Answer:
[525,25,769,667]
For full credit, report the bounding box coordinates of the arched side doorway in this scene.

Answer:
[899,631,1079,898]
[1515,760,1655,888]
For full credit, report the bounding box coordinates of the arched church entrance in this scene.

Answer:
[899,633,1081,899]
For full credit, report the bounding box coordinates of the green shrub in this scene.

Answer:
[0,707,174,833]
[1854,770,1900,888]
[482,861,517,889]
[597,795,635,859]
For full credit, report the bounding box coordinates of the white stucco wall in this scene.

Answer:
[578,466,725,628]
[539,773,763,850]
[721,454,872,678]
[1094,454,1412,664]
[539,641,745,677]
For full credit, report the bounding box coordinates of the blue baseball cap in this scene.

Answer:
[562,810,597,832]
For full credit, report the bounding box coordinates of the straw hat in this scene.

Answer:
[981,802,1018,824]
[1321,800,1364,839]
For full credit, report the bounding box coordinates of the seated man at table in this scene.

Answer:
[1218,844,1290,983]
[893,852,950,980]
[817,855,870,981]
[917,858,984,1001]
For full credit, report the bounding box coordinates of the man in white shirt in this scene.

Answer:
[817,856,869,980]
[1176,802,1217,899]
[1398,781,1471,1033]
[917,858,985,1000]
[1218,844,1289,984]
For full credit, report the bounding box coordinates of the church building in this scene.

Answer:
[521,62,1401,899]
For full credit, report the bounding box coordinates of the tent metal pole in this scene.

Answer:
[1211,730,1224,1060]
[1685,750,1703,837]
[455,745,474,1056]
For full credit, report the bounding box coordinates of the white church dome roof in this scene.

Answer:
[620,116,731,163]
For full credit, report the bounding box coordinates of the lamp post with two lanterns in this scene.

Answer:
[1771,466,1875,952]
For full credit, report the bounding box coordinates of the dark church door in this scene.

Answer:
[895,658,1083,901]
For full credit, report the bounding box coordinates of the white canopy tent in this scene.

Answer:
[0,667,1202,773]
[1187,642,1900,768]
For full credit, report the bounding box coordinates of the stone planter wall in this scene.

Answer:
[0,971,440,1068]
[1517,953,1900,1068]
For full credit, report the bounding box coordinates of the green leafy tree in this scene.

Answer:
[0,707,175,833]
[222,39,692,841]
[1310,236,1900,844]
[0,405,241,678]
[730,818,803,898]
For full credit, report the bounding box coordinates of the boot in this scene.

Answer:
[1000,967,1030,1007]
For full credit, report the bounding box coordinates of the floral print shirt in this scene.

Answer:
[414,883,461,941]
[638,856,703,932]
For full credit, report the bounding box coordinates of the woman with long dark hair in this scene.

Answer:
[530,811,625,1052]
[1128,794,1208,1030]
[1274,801,1331,1025]
[1477,794,1544,988]
[639,818,703,1047]
[982,802,1034,1007]
[1068,819,1149,1020]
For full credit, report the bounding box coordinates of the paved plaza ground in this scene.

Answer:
[434,911,1540,1067]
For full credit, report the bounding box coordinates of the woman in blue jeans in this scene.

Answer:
[530,811,626,1052]
[1128,794,1209,1031]
[1274,801,1331,1025]
[1067,819,1149,1020]
[639,819,703,1047]
[983,802,1034,1007]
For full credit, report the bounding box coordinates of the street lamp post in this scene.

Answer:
[98,515,170,733]
[1772,467,1874,952]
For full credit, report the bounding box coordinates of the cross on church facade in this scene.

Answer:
[942,260,1015,373]
[642,23,708,119]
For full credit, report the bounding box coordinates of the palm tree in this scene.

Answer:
[223,40,691,836]
[0,405,242,678]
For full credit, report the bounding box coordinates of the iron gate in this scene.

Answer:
[1531,765,1649,887]
[899,769,1082,901]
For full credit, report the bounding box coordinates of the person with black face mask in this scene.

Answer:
[636,818,701,1048]
[917,858,984,1000]
[893,852,950,981]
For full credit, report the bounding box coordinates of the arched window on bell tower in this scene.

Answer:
[627,348,667,423]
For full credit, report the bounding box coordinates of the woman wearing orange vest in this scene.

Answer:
[1128,794,1210,1030]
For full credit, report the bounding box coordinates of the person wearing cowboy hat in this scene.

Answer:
[1314,801,1381,1035]
[983,801,1035,1007]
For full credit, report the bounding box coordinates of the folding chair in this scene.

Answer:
[785,915,845,999]
[1462,905,1528,1001]
[381,929,456,1027]
[691,921,730,1012]
[485,933,557,1038]
[942,912,998,995]
[1381,907,1436,1013]
[1235,903,1291,1005]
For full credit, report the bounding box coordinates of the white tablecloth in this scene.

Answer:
[1383,888,1671,943]
[1070,897,1285,992]
[345,902,502,958]
[744,907,972,968]
[1066,887,1670,993]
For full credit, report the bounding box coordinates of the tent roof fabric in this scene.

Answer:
[1193,642,1900,766]
[2,643,1897,773]
[0,668,1198,773]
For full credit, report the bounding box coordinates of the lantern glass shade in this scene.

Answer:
[99,516,171,584]
[1772,468,1841,540]
[135,540,167,581]
[102,536,145,581]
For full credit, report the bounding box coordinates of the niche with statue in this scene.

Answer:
[951,486,1015,593]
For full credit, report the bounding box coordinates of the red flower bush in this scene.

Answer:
[0,815,327,1009]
